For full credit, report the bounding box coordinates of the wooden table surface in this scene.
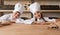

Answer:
[0,23,60,35]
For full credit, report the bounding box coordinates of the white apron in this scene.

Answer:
[24,17,56,24]
[0,14,24,24]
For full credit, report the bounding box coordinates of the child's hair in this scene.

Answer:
[40,12,47,22]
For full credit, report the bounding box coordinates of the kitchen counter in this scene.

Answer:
[0,23,60,35]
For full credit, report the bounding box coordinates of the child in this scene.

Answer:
[24,2,56,25]
[0,3,25,25]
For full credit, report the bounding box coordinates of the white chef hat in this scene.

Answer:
[13,3,25,14]
[29,2,40,14]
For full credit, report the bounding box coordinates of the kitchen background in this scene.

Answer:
[0,0,60,18]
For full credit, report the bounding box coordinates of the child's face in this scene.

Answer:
[13,11,20,19]
[34,11,41,19]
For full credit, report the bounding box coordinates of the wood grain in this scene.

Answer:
[0,23,60,35]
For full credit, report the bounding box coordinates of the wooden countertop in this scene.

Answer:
[0,10,60,13]
[0,23,60,35]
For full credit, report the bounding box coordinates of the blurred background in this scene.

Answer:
[0,0,60,19]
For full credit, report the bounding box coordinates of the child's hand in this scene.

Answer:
[9,20,16,23]
[32,21,45,25]
[1,21,11,24]
[45,22,54,25]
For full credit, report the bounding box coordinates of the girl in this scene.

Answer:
[24,2,56,25]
